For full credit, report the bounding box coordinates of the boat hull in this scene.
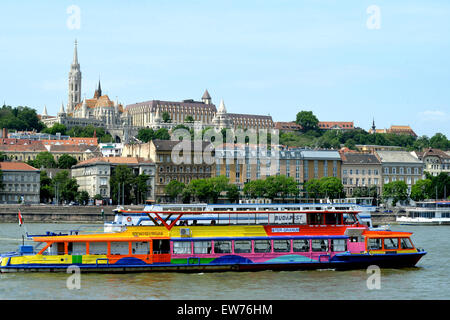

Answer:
[0,251,426,273]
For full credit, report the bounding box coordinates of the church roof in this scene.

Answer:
[74,94,123,112]
[202,89,211,99]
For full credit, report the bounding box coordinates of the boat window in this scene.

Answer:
[325,213,340,225]
[293,239,309,252]
[173,241,191,254]
[153,239,170,254]
[110,242,130,255]
[331,239,347,252]
[214,241,232,254]
[132,242,150,255]
[234,240,252,254]
[273,240,290,253]
[401,238,414,249]
[308,213,323,225]
[368,238,382,250]
[383,238,399,250]
[193,241,212,254]
[69,242,86,255]
[89,242,108,255]
[311,239,328,252]
[254,240,271,253]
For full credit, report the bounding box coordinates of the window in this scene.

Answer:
[193,241,212,254]
[311,239,328,252]
[383,238,399,250]
[214,241,232,254]
[153,239,170,254]
[89,242,108,255]
[401,238,414,249]
[173,241,191,254]
[254,240,271,253]
[110,242,130,255]
[368,238,382,250]
[132,242,150,255]
[234,240,252,253]
[293,239,309,252]
[331,239,347,252]
[273,240,290,252]
[69,242,86,255]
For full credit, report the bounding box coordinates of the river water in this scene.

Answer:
[0,223,448,300]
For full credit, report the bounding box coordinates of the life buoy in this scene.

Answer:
[126,217,132,223]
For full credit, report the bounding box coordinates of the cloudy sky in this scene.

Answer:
[0,0,449,137]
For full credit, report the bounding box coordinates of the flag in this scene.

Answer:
[18,210,23,226]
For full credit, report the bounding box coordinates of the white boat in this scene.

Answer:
[396,201,450,225]
[104,202,377,232]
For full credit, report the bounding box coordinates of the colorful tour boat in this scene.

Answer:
[0,209,426,273]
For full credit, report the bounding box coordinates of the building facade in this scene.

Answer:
[340,153,382,196]
[0,162,40,204]
[413,148,450,177]
[122,140,214,201]
[376,150,424,194]
[71,157,155,201]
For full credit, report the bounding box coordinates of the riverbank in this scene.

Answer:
[0,204,399,225]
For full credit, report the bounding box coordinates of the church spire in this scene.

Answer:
[72,39,79,67]
[42,105,48,116]
[94,78,102,98]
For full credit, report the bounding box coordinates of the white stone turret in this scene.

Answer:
[67,39,82,114]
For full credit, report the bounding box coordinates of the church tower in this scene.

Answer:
[67,40,82,114]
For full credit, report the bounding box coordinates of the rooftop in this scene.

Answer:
[0,162,39,171]
[376,150,422,164]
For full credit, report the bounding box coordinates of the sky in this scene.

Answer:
[0,0,449,138]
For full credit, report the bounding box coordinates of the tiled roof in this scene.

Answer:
[74,156,153,168]
[152,139,213,151]
[376,150,422,163]
[342,153,380,164]
[48,144,99,153]
[0,162,39,171]
[0,143,47,152]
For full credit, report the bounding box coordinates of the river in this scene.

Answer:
[0,223,448,300]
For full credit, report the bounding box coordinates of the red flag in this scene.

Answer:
[18,210,23,226]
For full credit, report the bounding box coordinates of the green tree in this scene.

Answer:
[135,174,150,204]
[137,128,155,143]
[304,179,322,201]
[382,181,408,206]
[410,179,433,202]
[243,180,266,199]
[429,133,450,150]
[319,176,344,200]
[29,151,57,169]
[295,111,319,132]
[110,165,136,205]
[41,123,67,135]
[184,115,194,123]
[162,111,171,123]
[226,184,240,203]
[39,170,54,203]
[57,154,78,169]
[53,170,79,203]
[77,190,90,205]
[154,128,170,140]
[165,180,186,202]
[0,105,45,132]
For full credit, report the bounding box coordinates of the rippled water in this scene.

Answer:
[0,223,448,300]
